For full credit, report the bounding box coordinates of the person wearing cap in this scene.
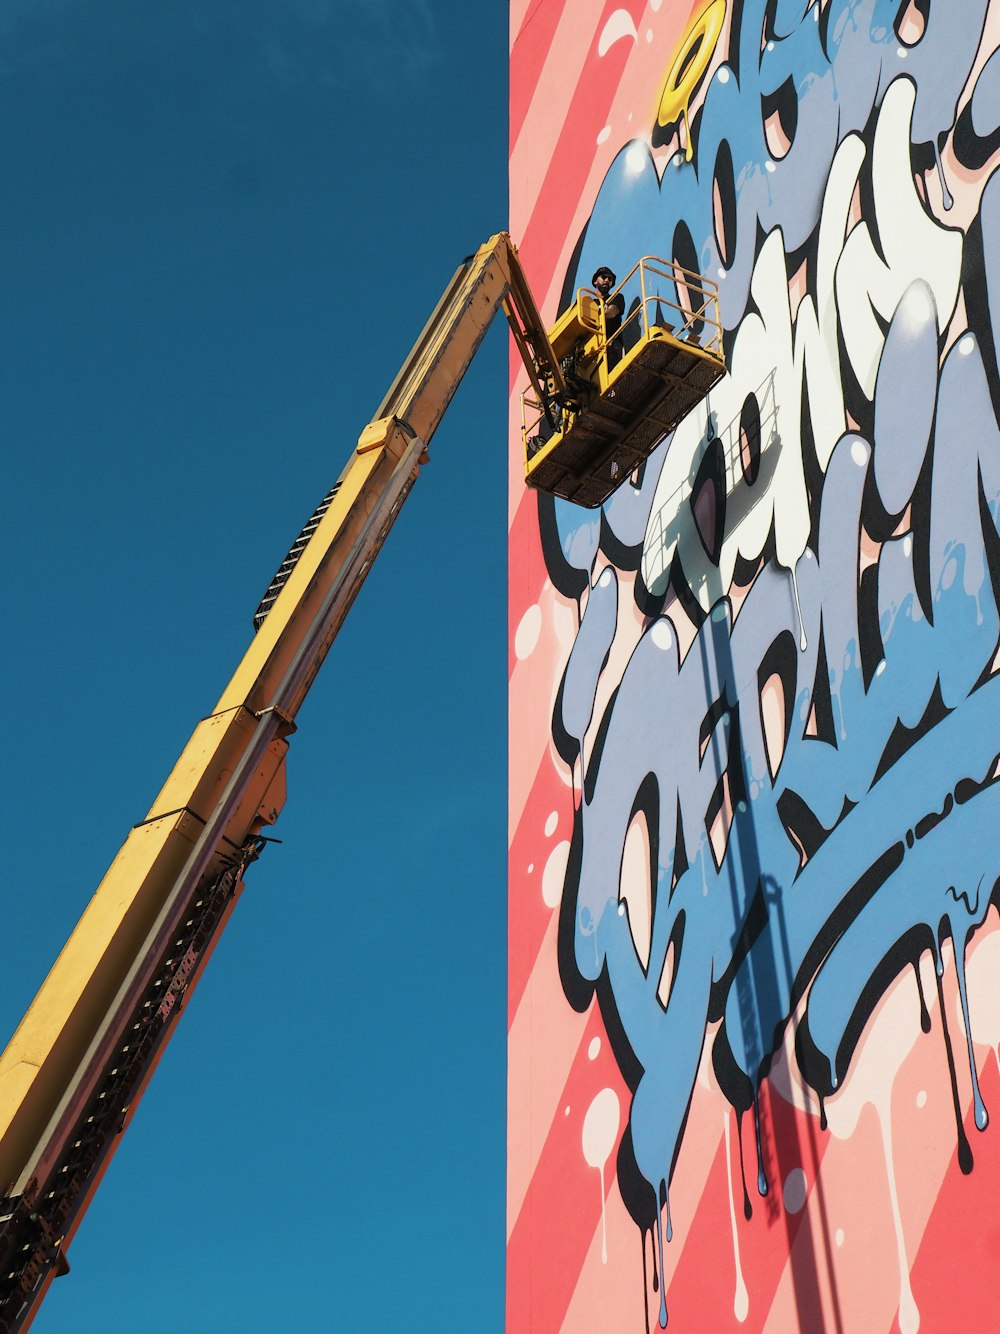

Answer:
[592,266,625,368]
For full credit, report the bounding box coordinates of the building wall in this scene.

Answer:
[507,3,1000,1331]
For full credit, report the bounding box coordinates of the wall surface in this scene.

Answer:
[507,3,1000,1331]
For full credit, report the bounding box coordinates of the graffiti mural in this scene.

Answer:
[509,2,1000,1331]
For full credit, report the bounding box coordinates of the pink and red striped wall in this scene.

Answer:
[508,3,1000,1330]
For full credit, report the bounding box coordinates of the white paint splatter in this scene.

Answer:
[650,619,673,651]
[916,1089,927,1108]
[515,604,541,660]
[824,968,926,1332]
[588,1036,601,1061]
[597,124,612,145]
[583,1088,621,1264]
[878,1102,921,1334]
[835,1228,845,1248]
[544,810,558,837]
[724,1113,750,1322]
[789,563,808,650]
[598,9,638,57]
[542,840,570,908]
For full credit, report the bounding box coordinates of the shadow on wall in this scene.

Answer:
[643,372,782,609]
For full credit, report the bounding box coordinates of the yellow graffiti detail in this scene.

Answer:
[654,0,727,161]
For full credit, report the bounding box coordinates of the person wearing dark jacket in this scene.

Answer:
[592,265,625,367]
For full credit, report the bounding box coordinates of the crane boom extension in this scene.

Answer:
[0,232,556,1332]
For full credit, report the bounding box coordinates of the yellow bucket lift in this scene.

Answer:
[522,256,726,508]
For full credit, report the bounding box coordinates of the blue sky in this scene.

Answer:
[0,4,508,1329]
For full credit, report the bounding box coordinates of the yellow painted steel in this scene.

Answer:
[0,431,406,1200]
[0,231,564,1301]
[213,436,396,720]
[0,737,288,1198]
[521,255,726,509]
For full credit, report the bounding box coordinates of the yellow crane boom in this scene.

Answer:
[0,232,557,1333]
